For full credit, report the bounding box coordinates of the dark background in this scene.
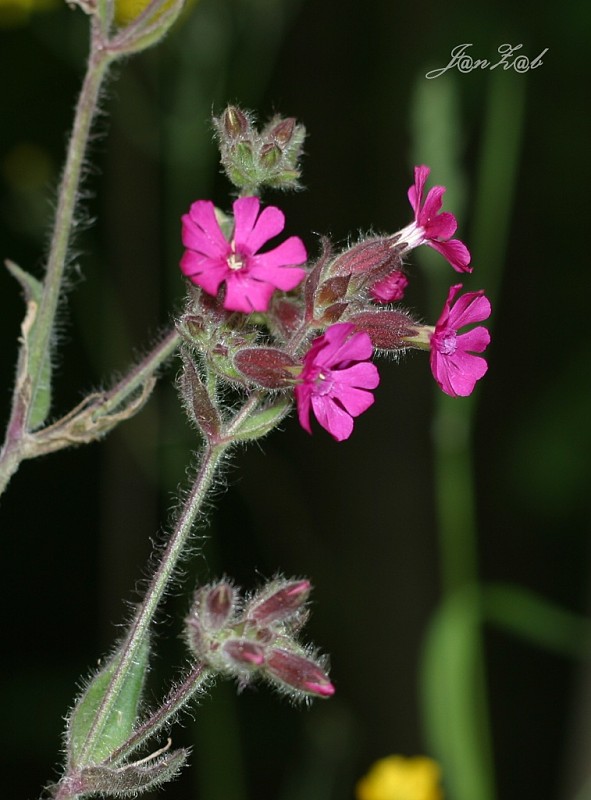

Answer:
[1,1,590,799]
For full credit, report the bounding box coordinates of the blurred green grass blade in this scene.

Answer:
[470,71,527,304]
[483,583,591,659]
[420,586,495,800]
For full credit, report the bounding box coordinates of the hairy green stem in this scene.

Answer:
[26,34,113,429]
[96,328,181,416]
[74,439,228,766]
[109,663,213,765]
[0,27,113,497]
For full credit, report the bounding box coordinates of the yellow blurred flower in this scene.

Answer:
[0,0,59,28]
[114,0,194,28]
[356,755,444,800]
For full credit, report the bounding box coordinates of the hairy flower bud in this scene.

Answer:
[184,577,333,702]
[233,347,298,389]
[266,117,296,147]
[223,639,266,668]
[213,107,306,194]
[266,648,334,698]
[329,236,404,290]
[247,579,311,626]
[346,309,417,350]
[222,105,250,139]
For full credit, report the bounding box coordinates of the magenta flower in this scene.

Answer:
[180,196,307,313]
[400,165,471,273]
[430,284,491,397]
[295,323,380,441]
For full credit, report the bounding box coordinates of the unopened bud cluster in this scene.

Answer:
[185,578,334,700]
[213,107,306,195]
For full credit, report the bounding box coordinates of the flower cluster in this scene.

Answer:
[179,127,491,441]
[185,578,334,700]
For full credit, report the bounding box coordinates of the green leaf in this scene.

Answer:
[68,638,149,767]
[420,586,495,800]
[6,260,52,430]
[232,397,291,442]
[483,582,591,659]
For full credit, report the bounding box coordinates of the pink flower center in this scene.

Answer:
[438,330,457,355]
[313,369,334,396]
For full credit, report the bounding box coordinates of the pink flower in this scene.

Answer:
[295,323,380,441]
[181,196,307,313]
[401,165,471,273]
[430,284,491,397]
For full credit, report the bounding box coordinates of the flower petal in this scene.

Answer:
[448,290,491,328]
[231,197,261,246]
[236,201,286,254]
[333,384,376,417]
[427,238,472,272]
[183,201,229,256]
[295,384,313,434]
[408,165,430,217]
[311,395,354,441]
[335,361,380,391]
[180,251,227,295]
[223,274,275,313]
[424,210,457,240]
[419,185,445,226]
[456,326,491,354]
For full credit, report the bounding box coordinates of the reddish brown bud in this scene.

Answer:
[234,347,298,388]
[266,648,334,698]
[248,579,311,625]
[180,352,222,439]
[271,298,304,340]
[316,275,351,307]
[329,237,403,285]
[346,310,417,350]
[205,582,235,630]
[222,106,249,139]
[224,639,266,667]
[268,117,296,146]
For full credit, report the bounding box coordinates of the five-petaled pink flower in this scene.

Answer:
[401,165,471,274]
[430,283,491,397]
[295,323,380,441]
[181,196,307,313]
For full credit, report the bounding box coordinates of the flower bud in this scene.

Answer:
[329,236,404,289]
[260,142,282,169]
[223,639,266,669]
[247,579,311,626]
[185,581,237,661]
[266,117,296,147]
[233,347,298,389]
[346,309,417,350]
[204,582,235,630]
[266,648,334,698]
[222,106,250,139]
